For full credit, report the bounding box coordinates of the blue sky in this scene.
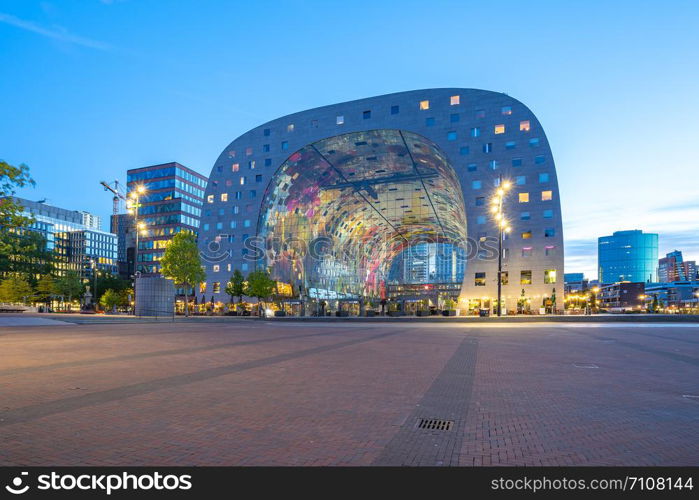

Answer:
[1,0,698,279]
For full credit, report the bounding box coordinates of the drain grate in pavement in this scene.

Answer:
[416,418,453,431]
[573,363,599,369]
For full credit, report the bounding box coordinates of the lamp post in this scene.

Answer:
[127,185,147,314]
[491,175,512,316]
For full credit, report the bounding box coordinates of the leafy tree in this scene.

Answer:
[88,272,130,302]
[0,160,35,233]
[54,271,83,310]
[0,276,34,304]
[36,274,57,307]
[245,269,276,317]
[160,231,205,317]
[225,269,246,307]
[99,289,122,313]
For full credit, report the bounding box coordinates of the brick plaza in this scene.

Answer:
[0,318,697,466]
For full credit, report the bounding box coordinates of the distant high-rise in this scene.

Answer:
[78,211,102,231]
[658,250,697,283]
[598,230,658,284]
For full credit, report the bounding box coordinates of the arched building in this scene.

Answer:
[198,89,564,313]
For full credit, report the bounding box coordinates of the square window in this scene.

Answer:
[476,215,486,224]
[475,272,486,286]
[522,247,533,257]
[475,109,485,119]
[502,106,512,115]
[519,192,529,203]
[215,222,222,230]
[522,230,532,239]
[248,160,255,169]
[419,100,430,110]
[425,117,435,127]
[545,228,555,237]
[494,124,505,134]
[460,146,470,156]
[363,110,371,119]
[520,121,530,132]
[230,220,237,228]
[213,265,220,273]
[256,174,262,182]
[539,173,549,183]
[450,113,459,123]
[521,211,531,221]
[520,270,532,284]
[221,193,228,202]
[516,175,526,185]
[475,196,485,206]
[545,245,556,256]
[281,141,288,150]
[467,163,477,172]
[501,271,509,284]
[287,124,294,132]
[512,158,522,167]
[535,155,546,164]
[264,158,272,167]
[263,128,270,137]
[245,147,253,156]
[242,263,248,271]
[472,180,482,190]
[447,131,457,141]
[207,195,214,204]
[483,143,493,153]
[541,190,553,201]
[529,138,540,147]
[391,105,399,114]
[311,119,318,128]
[250,190,256,199]
[244,219,251,228]
[505,141,516,150]
[450,95,460,105]
[544,269,557,284]
[336,115,344,125]
[471,127,480,137]
[232,163,239,172]
[543,209,553,218]
[262,144,270,152]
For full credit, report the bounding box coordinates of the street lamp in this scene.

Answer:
[127,185,147,314]
[492,175,511,317]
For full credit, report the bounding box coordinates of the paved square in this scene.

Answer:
[0,319,697,465]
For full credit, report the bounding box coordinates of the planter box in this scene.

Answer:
[416,310,431,317]
[442,310,457,316]
[388,311,403,317]
[365,310,376,317]
[335,311,349,317]
[274,310,287,317]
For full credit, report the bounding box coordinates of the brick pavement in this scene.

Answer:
[0,320,697,465]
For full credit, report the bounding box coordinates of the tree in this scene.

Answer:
[54,271,83,311]
[36,274,56,308]
[0,276,34,304]
[245,269,276,317]
[160,231,205,317]
[225,269,245,308]
[99,289,122,313]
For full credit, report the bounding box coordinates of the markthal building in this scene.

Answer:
[199,89,563,313]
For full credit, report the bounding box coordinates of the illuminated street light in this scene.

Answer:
[492,175,512,317]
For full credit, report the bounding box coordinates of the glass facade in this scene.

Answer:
[257,130,468,299]
[598,230,658,283]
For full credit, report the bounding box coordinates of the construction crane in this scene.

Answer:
[100,180,127,215]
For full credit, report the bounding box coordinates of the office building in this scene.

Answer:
[658,250,697,283]
[598,230,658,284]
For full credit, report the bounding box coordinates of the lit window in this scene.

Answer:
[450,95,460,105]
[336,115,344,125]
[471,127,480,137]
[450,113,459,123]
[248,160,256,169]
[522,247,533,257]
[245,147,253,155]
[541,190,552,201]
[477,215,486,224]
[419,100,430,110]
[467,163,477,172]
[363,110,371,119]
[544,269,557,284]
[475,196,485,206]
[512,158,522,167]
[207,195,214,204]
[520,212,530,220]
[460,146,469,155]
[501,271,509,284]
[521,270,532,284]
[200,282,206,293]
[240,177,246,185]
[475,272,486,286]
[483,143,492,153]
[545,228,556,237]
[502,106,512,115]
[516,175,526,185]
[447,131,457,141]
[543,209,553,218]
[213,265,220,273]
[227,263,231,272]
[213,282,220,294]
[545,245,556,256]
[221,193,228,202]
[281,141,288,150]
[522,231,532,239]
[539,173,549,183]
[494,124,505,134]
[425,117,435,127]
[232,163,239,172]
[519,192,529,203]
[472,180,482,189]
[520,121,531,131]
[287,124,294,132]
[391,105,399,114]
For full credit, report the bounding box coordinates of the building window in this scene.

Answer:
[425,117,435,127]
[475,109,485,119]
[391,105,399,114]
[472,180,482,189]
[232,163,239,172]
[213,265,220,273]
[256,174,262,182]
[477,215,486,224]
[539,173,549,183]
[520,270,532,285]
[311,119,318,128]
[460,146,470,155]
[545,245,556,256]
[545,228,555,237]
[241,263,249,271]
[489,160,498,170]
[494,124,505,134]
[522,230,532,239]
[502,106,512,115]
[522,247,533,257]
[535,155,546,164]
[245,147,253,156]
[207,195,214,204]
[419,100,430,110]
[529,138,540,147]
[250,190,256,199]
[483,143,493,153]
[516,175,526,185]
[227,263,231,272]
[500,271,509,285]
[475,196,485,206]
[200,282,206,293]
[449,95,460,105]
[287,124,294,132]
[544,269,557,284]
[244,219,251,228]
[240,177,246,185]
[235,191,242,200]
[263,144,270,152]
[363,110,371,119]
[450,113,460,123]
[520,212,530,221]
[281,141,288,150]
[263,128,270,137]
[505,141,516,150]
[202,223,209,231]
[221,193,228,202]
[512,158,522,167]
[215,222,222,230]
[336,115,344,125]
[467,163,477,172]
[519,192,529,203]
[230,220,237,228]
[543,209,553,218]
[475,272,486,286]
[520,121,531,132]
[248,160,256,169]
[232,206,239,215]
[447,131,457,141]
[213,282,221,294]
[471,127,480,137]
[541,190,553,201]
[264,158,272,167]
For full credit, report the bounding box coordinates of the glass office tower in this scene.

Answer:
[598,230,658,283]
